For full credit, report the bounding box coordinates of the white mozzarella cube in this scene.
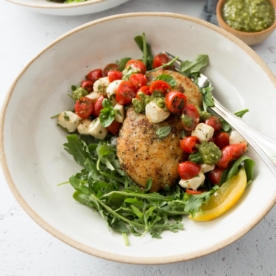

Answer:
[77,119,92,135]
[229,130,247,145]
[200,164,215,173]
[179,171,205,190]
[106,80,122,106]
[114,103,125,123]
[145,101,170,123]
[85,92,101,102]
[57,111,82,133]
[88,118,108,140]
[191,123,214,142]
[93,77,110,96]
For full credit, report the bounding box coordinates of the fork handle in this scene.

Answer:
[212,100,276,176]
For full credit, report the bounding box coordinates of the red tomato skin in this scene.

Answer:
[152,53,171,69]
[107,120,122,136]
[92,95,105,117]
[216,143,247,169]
[129,73,147,90]
[125,59,147,74]
[103,63,119,76]
[213,132,230,150]
[149,80,171,95]
[136,85,151,99]
[74,97,94,119]
[108,71,123,82]
[80,80,93,92]
[180,136,199,153]
[116,81,137,105]
[185,189,204,195]
[178,161,201,180]
[85,69,103,83]
[205,116,222,132]
[181,104,200,131]
[165,91,187,113]
[208,167,224,185]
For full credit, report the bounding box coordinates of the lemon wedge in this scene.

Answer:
[190,167,247,221]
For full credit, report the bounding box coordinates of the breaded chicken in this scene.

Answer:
[117,70,202,192]
[147,69,202,107]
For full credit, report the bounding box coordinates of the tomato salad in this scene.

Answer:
[56,33,254,244]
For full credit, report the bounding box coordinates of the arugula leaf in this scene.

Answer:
[117,57,131,71]
[180,55,209,77]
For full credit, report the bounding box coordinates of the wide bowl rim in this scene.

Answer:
[6,0,105,10]
[1,12,276,264]
[216,0,276,37]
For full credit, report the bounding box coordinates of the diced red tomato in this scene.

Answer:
[216,143,247,169]
[213,132,230,150]
[185,189,204,195]
[136,85,151,98]
[108,71,123,82]
[92,95,105,117]
[125,59,147,74]
[178,161,201,180]
[107,120,122,136]
[85,69,103,83]
[208,167,224,185]
[180,136,199,153]
[205,116,222,132]
[152,53,171,69]
[80,80,93,92]
[74,97,94,119]
[103,63,119,76]
[129,73,147,90]
[116,81,137,105]
[165,91,187,113]
[181,104,200,131]
[149,80,171,95]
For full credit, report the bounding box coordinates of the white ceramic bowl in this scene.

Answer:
[6,0,129,16]
[1,13,276,264]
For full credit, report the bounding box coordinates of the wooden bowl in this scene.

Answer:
[216,0,276,45]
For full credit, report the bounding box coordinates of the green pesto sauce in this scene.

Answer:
[198,142,222,165]
[132,92,166,113]
[223,0,275,32]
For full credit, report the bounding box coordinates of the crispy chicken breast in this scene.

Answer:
[116,70,202,192]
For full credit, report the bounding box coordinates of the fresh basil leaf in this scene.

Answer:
[155,74,176,87]
[156,126,171,139]
[99,99,115,127]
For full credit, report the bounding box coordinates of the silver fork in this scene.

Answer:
[165,51,276,177]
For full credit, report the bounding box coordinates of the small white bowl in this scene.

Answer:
[1,13,276,264]
[6,0,130,16]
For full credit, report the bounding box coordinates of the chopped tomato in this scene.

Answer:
[92,95,105,117]
[185,189,204,195]
[208,167,224,185]
[85,69,103,83]
[180,136,199,153]
[103,63,119,76]
[125,59,147,74]
[107,120,122,136]
[116,81,137,105]
[216,143,247,169]
[178,161,201,180]
[205,116,222,132]
[213,132,230,150]
[136,85,151,98]
[165,91,187,113]
[181,104,200,131]
[152,53,171,69]
[129,73,147,90]
[149,80,171,95]
[74,97,94,118]
[80,80,93,92]
[108,71,123,82]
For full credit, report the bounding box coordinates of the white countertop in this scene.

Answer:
[1,0,276,275]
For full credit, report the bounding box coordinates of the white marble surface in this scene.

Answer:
[1,0,276,275]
